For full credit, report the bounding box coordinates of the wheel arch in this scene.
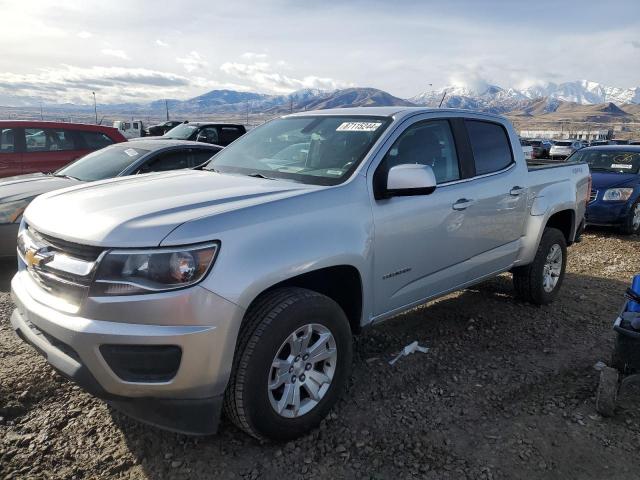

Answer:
[244,265,364,334]
[545,209,576,245]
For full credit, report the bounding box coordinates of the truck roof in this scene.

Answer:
[286,106,508,122]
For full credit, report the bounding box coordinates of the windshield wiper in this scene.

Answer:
[51,173,80,180]
[245,172,276,180]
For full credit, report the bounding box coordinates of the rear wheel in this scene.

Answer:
[620,200,640,235]
[513,228,567,305]
[224,287,352,441]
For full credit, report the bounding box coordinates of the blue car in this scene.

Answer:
[569,146,640,235]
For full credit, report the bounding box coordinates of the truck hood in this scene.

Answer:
[0,173,79,202]
[24,170,315,247]
[591,171,639,190]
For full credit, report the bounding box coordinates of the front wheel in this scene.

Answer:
[513,227,567,305]
[620,200,640,236]
[224,287,353,441]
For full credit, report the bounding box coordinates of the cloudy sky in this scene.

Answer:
[1,0,639,105]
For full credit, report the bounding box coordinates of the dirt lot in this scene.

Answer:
[1,231,639,480]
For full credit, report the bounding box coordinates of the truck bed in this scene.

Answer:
[527,159,583,171]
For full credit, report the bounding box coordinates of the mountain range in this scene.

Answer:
[408,80,640,112]
[4,80,640,122]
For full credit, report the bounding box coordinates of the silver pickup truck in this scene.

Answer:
[10,107,591,440]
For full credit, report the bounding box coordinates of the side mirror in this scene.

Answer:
[385,164,437,197]
[196,133,207,142]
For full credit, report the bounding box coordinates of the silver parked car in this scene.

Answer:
[549,140,584,159]
[11,107,590,440]
[0,140,221,257]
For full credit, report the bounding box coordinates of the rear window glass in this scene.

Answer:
[25,128,75,152]
[466,120,513,175]
[0,128,15,153]
[78,131,115,150]
[555,141,573,146]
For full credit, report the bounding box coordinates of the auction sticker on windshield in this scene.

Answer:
[336,122,382,132]
[611,163,633,169]
[124,148,139,157]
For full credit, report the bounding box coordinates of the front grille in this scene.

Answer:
[19,225,105,307]
[33,229,103,262]
[590,190,598,203]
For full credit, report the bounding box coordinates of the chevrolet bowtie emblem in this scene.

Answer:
[24,247,53,269]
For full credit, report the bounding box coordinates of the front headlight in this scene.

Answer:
[602,188,634,202]
[0,199,30,224]
[91,242,219,296]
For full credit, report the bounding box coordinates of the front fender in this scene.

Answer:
[161,177,374,323]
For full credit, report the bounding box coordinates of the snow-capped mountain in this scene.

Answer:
[409,79,640,111]
[520,80,640,105]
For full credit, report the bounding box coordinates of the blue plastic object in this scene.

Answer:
[629,274,640,312]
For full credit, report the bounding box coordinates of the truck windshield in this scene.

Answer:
[163,124,198,139]
[205,116,390,185]
[571,150,640,174]
[56,145,150,181]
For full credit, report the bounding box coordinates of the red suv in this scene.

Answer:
[0,121,126,178]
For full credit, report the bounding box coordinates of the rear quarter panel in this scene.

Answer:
[516,163,590,266]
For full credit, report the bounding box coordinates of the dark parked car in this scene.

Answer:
[527,139,552,159]
[146,120,183,136]
[159,122,246,146]
[0,140,222,256]
[0,121,126,179]
[569,145,640,235]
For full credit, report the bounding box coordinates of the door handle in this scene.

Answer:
[452,198,475,211]
[510,186,525,196]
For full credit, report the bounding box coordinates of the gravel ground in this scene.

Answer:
[1,231,639,480]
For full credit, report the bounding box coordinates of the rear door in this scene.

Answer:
[454,119,528,271]
[218,126,245,146]
[0,126,22,178]
[22,127,82,174]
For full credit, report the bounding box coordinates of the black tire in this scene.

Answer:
[620,200,640,236]
[513,227,567,305]
[596,367,619,417]
[223,287,353,441]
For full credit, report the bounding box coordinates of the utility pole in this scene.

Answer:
[40,102,43,120]
[92,92,98,125]
[165,99,169,121]
[246,101,250,125]
[290,96,293,113]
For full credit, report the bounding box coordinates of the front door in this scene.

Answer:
[370,118,475,316]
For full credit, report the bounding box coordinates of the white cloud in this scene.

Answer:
[241,52,268,60]
[0,65,191,104]
[220,60,343,94]
[77,31,92,39]
[176,51,208,72]
[156,39,169,47]
[101,49,130,60]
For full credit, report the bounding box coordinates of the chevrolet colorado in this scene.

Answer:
[11,107,590,440]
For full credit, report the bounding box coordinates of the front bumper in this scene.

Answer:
[10,269,245,434]
[586,200,631,227]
